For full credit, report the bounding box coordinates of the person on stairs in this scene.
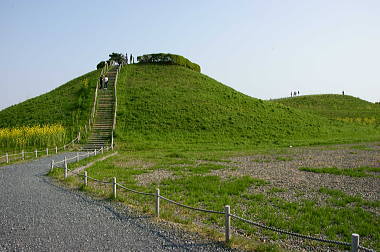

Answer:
[99,75,103,89]
[104,75,109,89]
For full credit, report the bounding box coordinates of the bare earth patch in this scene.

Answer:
[211,142,380,202]
[208,142,380,251]
[136,169,176,186]
[113,159,155,169]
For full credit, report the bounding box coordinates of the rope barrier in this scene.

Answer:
[159,195,225,214]
[117,183,155,196]
[86,175,112,185]
[0,136,79,164]
[66,156,77,162]
[8,153,21,157]
[358,245,375,252]
[230,214,351,246]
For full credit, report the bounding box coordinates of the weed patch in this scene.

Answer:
[299,166,379,177]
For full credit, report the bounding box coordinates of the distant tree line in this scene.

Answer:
[137,53,201,72]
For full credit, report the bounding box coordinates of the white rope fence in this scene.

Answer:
[52,157,374,252]
[0,136,80,165]
[50,145,111,172]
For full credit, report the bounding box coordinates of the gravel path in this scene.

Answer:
[0,153,232,251]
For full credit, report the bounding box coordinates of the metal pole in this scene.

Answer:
[101,147,104,154]
[225,205,231,243]
[76,152,79,162]
[35,150,38,158]
[46,148,49,156]
[22,150,24,160]
[84,171,88,186]
[78,132,81,142]
[155,188,160,217]
[112,177,117,199]
[51,160,54,171]
[6,153,8,163]
[351,234,359,252]
[55,146,58,154]
[64,156,68,179]
[94,149,97,156]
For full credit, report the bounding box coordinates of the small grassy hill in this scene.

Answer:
[273,94,380,124]
[1,64,379,150]
[0,70,100,139]
[115,65,380,150]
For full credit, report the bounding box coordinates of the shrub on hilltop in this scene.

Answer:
[137,53,201,72]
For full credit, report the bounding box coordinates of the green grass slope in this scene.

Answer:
[115,65,380,149]
[0,69,100,138]
[273,94,380,124]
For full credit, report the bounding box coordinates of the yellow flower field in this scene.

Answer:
[0,124,66,150]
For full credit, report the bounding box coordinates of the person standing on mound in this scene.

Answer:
[104,75,109,89]
[99,75,103,89]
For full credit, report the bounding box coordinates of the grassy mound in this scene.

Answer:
[115,65,380,150]
[0,69,100,139]
[273,94,380,124]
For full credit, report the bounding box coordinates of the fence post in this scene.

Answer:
[76,152,79,162]
[64,156,68,179]
[22,150,24,160]
[351,233,359,252]
[84,171,88,186]
[55,146,58,154]
[225,205,231,243]
[155,188,160,218]
[94,149,97,156]
[112,177,117,199]
[6,153,9,163]
[101,147,104,154]
[35,149,38,158]
[51,160,54,171]
[46,148,49,156]
[111,132,114,150]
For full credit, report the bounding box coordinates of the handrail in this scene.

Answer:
[113,66,118,131]
[111,64,120,149]
[91,64,108,127]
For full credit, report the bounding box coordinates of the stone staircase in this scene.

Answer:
[81,67,117,151]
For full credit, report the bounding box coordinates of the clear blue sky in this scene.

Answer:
[1,0,379,110]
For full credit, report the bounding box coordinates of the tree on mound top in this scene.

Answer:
[137,53,201,72]
[109,52,126,65]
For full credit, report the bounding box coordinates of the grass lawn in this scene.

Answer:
[50,143,380,251]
